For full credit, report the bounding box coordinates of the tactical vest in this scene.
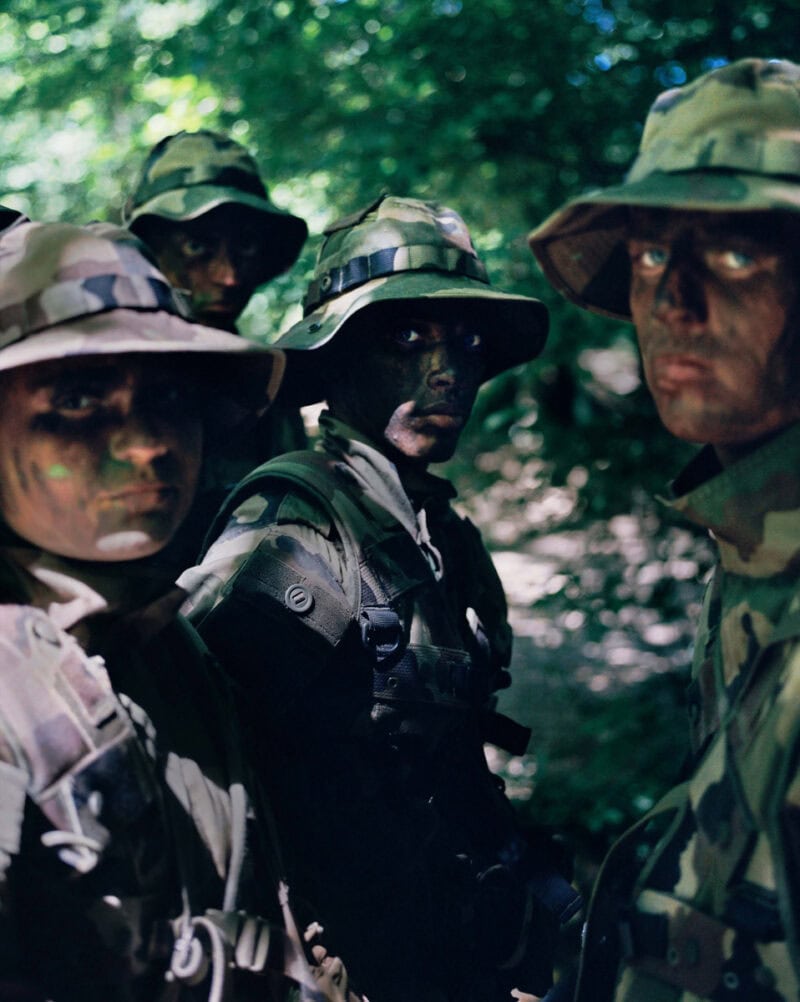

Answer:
[576,569,800,1002]
[203,449,531,755]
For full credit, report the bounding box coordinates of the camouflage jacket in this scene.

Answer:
[181,413,576,1002]
[577,422,800,1002]
[181,410,513,699]
[0,542,316,1002]
[170,383,307,570]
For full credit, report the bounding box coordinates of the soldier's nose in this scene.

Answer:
[209,245,240,286]
[653,259,708,327]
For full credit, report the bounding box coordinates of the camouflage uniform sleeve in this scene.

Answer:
[0,740,28,981]
[0,605,104,986]
[180,486,348,624]
[186,482,365,740]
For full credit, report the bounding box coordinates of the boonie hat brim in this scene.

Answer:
[529,170,800,322]
[276,270,549,406]
[129,185,309,279]
[0,308,285,422]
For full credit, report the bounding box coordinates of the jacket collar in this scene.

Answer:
[668,422,800,577]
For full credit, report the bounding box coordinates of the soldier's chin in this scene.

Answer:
[93,530,165,561]
[411,432,460,464]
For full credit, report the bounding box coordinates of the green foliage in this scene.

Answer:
[1,0,793,857]
[523,670,691,846]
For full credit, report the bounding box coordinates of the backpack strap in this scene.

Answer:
[205,449,431,657]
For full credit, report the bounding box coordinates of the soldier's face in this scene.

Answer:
[150,205,266,331]
[328,313,486,466]
[0,355,203,561]
[627,209,800,458]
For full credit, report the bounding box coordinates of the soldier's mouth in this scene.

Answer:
[416,408,467,430]
[418,401,467,417]
[97,484,178,514]
[203,302,240,315]
[649,353,713,391]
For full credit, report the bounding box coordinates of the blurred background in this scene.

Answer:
[3,0,796,905]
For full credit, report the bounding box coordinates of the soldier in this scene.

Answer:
[123,130,309,554]
[0,219,356,1001]
[528,57,800,1001]
[180,194,581,1002]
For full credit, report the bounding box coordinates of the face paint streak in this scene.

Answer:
[11,446,29,494]
[95,530,153,554]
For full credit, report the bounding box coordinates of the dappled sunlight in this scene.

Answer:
[457,454,714,843]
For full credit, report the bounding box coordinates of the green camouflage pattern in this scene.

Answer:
[0,219,284,410]
[275,194,548,405]
[576,423,800,1001]
[123,129,308,279]
[0,489,359,999]
[0,587,262,997]
[181,411,512,676]
[528,58,800,320]
[179,414,574,1001]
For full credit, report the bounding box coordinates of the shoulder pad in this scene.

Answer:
[275,491,334,537]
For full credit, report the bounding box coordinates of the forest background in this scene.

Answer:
[2,0,798,900]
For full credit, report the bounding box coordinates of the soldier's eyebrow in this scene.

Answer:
[626,208,673,240]
[699,215,786,249]
[26,362,124,393]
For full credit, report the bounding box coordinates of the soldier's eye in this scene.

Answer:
[50,380,110,417]
[716,249,756,271]
[627,241,669,273]
[180,236,212,259]
[639,247,668,269]
[462,331,484,352]
[53,391,103,415]
[142,381,199,415]
[393,327,423,347]
[239,231,262,258]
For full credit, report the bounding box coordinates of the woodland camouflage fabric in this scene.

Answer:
[0,589,267,999]
[528,57,800,320]
[179,414,573,1002]
[123,129,308,280]
[181,411,512,674]
[576,422,800,1002]
[275,194,548,403]
[0,220,282,380]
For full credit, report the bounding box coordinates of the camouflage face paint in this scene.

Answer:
[0,355,203,561]
[123,129,307,286]
[147,205,269,332]
[327,315,486,467]
[628,209,800,458]
[46,463,71,480]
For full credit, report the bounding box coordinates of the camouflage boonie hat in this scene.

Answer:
[277,194,549,404]
[528,58,800,321]
[123,130,308,281]
[0,221,284,410]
